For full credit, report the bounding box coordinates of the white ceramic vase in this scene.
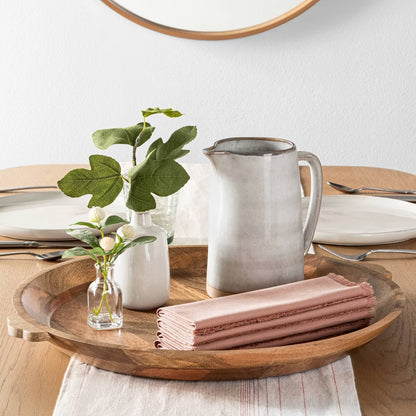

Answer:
[114,211,170,310]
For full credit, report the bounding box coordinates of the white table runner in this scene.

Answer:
[53,356,361,416]
[53,164,362,416]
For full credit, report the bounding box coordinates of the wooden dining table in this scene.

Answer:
[0,164,415,416]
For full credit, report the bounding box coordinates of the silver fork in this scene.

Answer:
[318,244,416,262]
[0,250,65,261]
[327,181,416,195]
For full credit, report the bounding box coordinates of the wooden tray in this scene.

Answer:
[8,246,405,381]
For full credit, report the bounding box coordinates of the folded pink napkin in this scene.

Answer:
[156,273,375,350]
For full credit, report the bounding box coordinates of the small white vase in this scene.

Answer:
[114,211,170,310]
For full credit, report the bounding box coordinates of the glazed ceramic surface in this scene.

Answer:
[114,212,170,310]
[303,195,416,245]
[204,138,322,296]
[0,192,125,240]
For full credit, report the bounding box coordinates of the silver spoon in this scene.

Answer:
[0,250,65,261]
[327,181,416,195]
[318,244,416,262]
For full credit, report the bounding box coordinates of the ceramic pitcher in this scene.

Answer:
[203,138,322,297]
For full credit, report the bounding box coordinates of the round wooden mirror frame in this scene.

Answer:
[101,0,319,40]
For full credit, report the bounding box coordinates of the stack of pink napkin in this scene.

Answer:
[155,273,376,350]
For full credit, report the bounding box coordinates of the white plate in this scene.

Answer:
[0,192,127,241]
[302,195,416,245]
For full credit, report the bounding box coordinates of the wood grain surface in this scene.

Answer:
[0,164,415,415]
[8,248,403,381]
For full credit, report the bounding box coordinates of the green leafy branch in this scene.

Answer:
[62,209,156,321]
[62,221,155,266]
[57,107,197,212]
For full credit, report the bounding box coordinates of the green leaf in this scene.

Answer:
[126,159,190,211]
[115,236,156,257]
[104,215,128,227]
[167,149,190,160]
[67,229,100,248]
[111,242,125,257]
[154,126,197,161]
[87,247,105,263]
[126,186,156,212]
[135,125,155,148]
[90,246,105,256]
[148,160,190,196]
[71,221,99,230]
[62,247,90,258]
[92,123,154,149]
[93,125,139,149]
[141,107,183,118]
[163,109,183,118]
[57,155,123,208]
[146,138,163,158]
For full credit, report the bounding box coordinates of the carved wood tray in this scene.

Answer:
[8,246,405,381]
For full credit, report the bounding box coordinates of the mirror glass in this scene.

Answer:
[103,0,318,40]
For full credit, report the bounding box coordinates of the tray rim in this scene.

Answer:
[9,245,406,377]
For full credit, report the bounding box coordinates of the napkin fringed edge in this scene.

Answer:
[156,273,374,331]
[155,273,376,351]
[158,305,375,347]
[155,318,372,351]
[192,295,376,336]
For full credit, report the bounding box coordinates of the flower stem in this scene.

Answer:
[105,292,113,322]
[93,262,114,323]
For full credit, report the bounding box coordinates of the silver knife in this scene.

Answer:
[324,194,416,202]
[0,240,89,248]
[375,194,416,202]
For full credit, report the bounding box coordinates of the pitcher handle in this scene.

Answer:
[297,151,323,255]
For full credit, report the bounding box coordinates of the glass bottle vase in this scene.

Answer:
[87,263,123,330]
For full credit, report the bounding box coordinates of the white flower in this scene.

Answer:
[100,236,115,251]
[89,207,106,224]
[118,224,135,239]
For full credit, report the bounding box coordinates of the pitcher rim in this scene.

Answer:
[203,137,296,156]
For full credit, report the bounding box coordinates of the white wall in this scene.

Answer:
[1,0,415,174]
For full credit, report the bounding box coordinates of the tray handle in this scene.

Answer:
[7,315,51,342]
